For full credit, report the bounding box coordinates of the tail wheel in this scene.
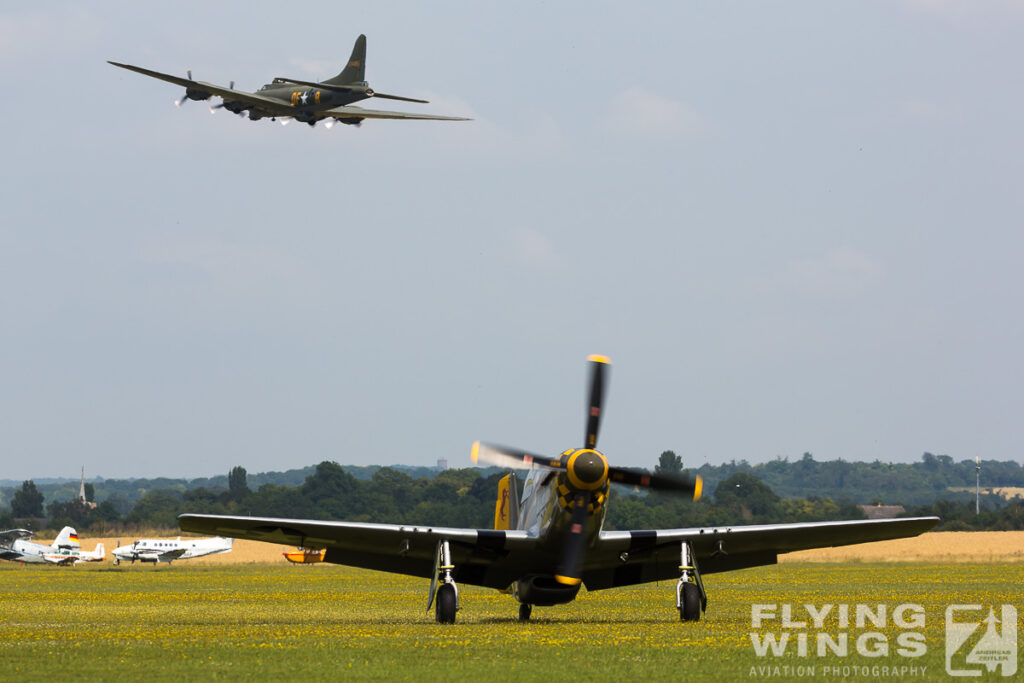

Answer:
[518,603,532,622]
[679,582,701,622]
[435,584,457,624]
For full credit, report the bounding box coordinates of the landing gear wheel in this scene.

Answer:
[435,583,457,624]
[518,603,532,622]
[679,582,701,622]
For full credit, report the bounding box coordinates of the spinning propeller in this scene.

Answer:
[472,355,702,586]
[209,81,237,114]
[174,70,194,108]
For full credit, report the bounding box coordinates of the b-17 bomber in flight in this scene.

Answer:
[108,34,469,128]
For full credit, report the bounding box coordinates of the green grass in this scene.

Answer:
[0,562,1019,681]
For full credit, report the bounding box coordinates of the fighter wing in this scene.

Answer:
[583,516,940,590]
[107,61,293,116]
[317,105,470,122]
[179,513,534,589]
[0,529,34,545]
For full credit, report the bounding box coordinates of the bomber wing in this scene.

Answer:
[582,516,940,590]
[316,104,470,123]
[107,61,294,116]
[179,513,535,589]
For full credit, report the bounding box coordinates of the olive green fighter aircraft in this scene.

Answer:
[108,35,469,127]
[178,355,939,624]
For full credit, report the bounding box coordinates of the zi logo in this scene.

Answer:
[946,605,1017,677]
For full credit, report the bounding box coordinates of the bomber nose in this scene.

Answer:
[566,449,609,491]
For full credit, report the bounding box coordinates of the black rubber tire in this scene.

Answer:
[679,582,701,622]
[518,603,532,622]
[436,584,457,624]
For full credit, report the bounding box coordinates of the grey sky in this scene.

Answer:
[1,1,1021,480]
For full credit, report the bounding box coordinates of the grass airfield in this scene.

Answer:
[2,558,1021,681]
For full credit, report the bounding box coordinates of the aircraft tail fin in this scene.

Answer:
[325,34,367,85]
[53,526,80,549]
[493,473,519,530]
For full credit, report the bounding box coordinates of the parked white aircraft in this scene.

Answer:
[112,536,233,565]
[0,527,105,565]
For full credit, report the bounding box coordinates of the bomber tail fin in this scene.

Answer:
[493,473,520,530]
[325,34,367,85]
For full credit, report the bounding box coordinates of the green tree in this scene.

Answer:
[228,466,249,500]
[713,473,780,521]
[11,480,44,517]
[655,450,682,475]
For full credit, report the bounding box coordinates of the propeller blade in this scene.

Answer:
[555,492,590,585]
[471,442,564,471]
[584,354,610,449]
[370,92,430,104]
[229,80,235,90]
[177,70,193,108]
[324,119,336,129]
[608,467,703,499]
[279,117,292,126]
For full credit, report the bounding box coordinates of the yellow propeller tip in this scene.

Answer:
[693,475,703,501]
[470,441,480,464]
[587,354,611,365]
[554,575,582,586]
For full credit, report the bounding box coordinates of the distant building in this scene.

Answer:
[437,459,448,470]
[859,504,905,520]
[78,467,98,510]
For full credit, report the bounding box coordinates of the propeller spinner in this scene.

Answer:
[472,355,702,587]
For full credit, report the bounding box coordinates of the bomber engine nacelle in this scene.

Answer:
[184,88,211,102]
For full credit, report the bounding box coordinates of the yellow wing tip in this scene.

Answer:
[587,354,611,365]
[693,476,703,501]
[471,441,481,464]
[554,575,582,586]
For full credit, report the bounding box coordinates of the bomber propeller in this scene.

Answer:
[174,70,194,108]
[472,355,702,586]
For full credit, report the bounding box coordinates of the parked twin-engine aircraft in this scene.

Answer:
[0,527,105,566]
[112,536,233,565]
[179,355,940,623]
[108,34,469,128]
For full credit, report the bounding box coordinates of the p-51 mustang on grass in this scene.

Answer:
[108,34,469,128]
[112,536,233,565]
[180,356,939,623]
[0,527,105,566]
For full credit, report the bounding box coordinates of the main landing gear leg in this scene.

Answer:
[433,540,459,624]
[676,542,706,622]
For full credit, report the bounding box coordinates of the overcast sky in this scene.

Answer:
[1,1,1021,480]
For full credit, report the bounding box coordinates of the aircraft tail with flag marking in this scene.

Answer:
[52,526,80,549]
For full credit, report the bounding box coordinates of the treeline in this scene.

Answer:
[690,452,1024,507]
[3,457,1022,534]
[4,452,1019,513]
